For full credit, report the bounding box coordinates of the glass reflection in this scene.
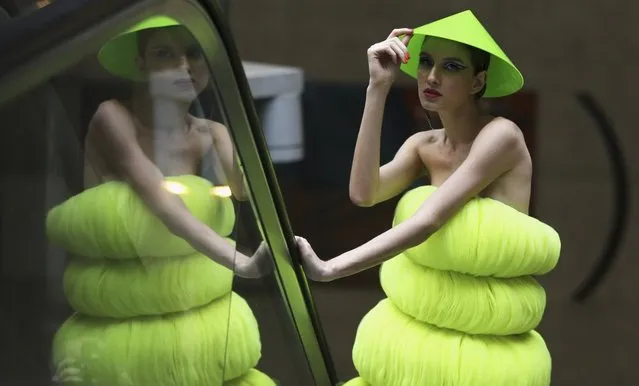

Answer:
[47,16,274,385]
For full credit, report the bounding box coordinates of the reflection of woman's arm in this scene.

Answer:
[301,119,524,281]
[210,121,248,201]
[89,101,256,276]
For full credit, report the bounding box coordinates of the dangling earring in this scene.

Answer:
[425,111,435,130]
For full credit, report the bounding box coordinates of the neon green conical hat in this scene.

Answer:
[97,15,182,81]
[400,10,523,98]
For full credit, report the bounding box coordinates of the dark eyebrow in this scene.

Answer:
[419,52,468,68]
[419,52,465,63]
[149,44,173,51]
[443,57,466,64]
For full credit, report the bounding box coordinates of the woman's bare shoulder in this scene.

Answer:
[406,128,443,146]
[482,116,524,139]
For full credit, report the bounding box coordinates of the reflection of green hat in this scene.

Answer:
[97,16,181,81]
[400,10,523,98]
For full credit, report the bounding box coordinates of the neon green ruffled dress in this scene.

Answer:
[344,186,561,386]
[47,175,275,385]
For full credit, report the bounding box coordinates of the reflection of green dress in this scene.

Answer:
[345,186,561,386]
[47,175,274,385]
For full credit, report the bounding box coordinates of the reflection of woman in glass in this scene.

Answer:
[48,16,274,385]
[298,10,560,385]
[84,16,265,277]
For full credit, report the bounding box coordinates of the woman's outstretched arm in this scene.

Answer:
[300,118,524,281]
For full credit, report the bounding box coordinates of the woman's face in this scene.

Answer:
[136,27,210,101]
[417,37,486,112]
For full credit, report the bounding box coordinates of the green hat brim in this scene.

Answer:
[400,10,524,98]
[97,15,181,81]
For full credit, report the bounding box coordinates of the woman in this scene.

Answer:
[86,15,268,278]
[298,10,560,386]
[48,16,274,386]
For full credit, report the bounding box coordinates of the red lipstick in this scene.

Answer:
[423,88,442,99]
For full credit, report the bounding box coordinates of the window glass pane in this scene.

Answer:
[0,4,316,385]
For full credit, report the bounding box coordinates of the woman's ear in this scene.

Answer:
[471,71,487,95]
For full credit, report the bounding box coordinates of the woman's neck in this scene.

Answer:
[131,85,192,133]
[437,101,487,147]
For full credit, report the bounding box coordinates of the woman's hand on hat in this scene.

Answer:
[367,28,413,88]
